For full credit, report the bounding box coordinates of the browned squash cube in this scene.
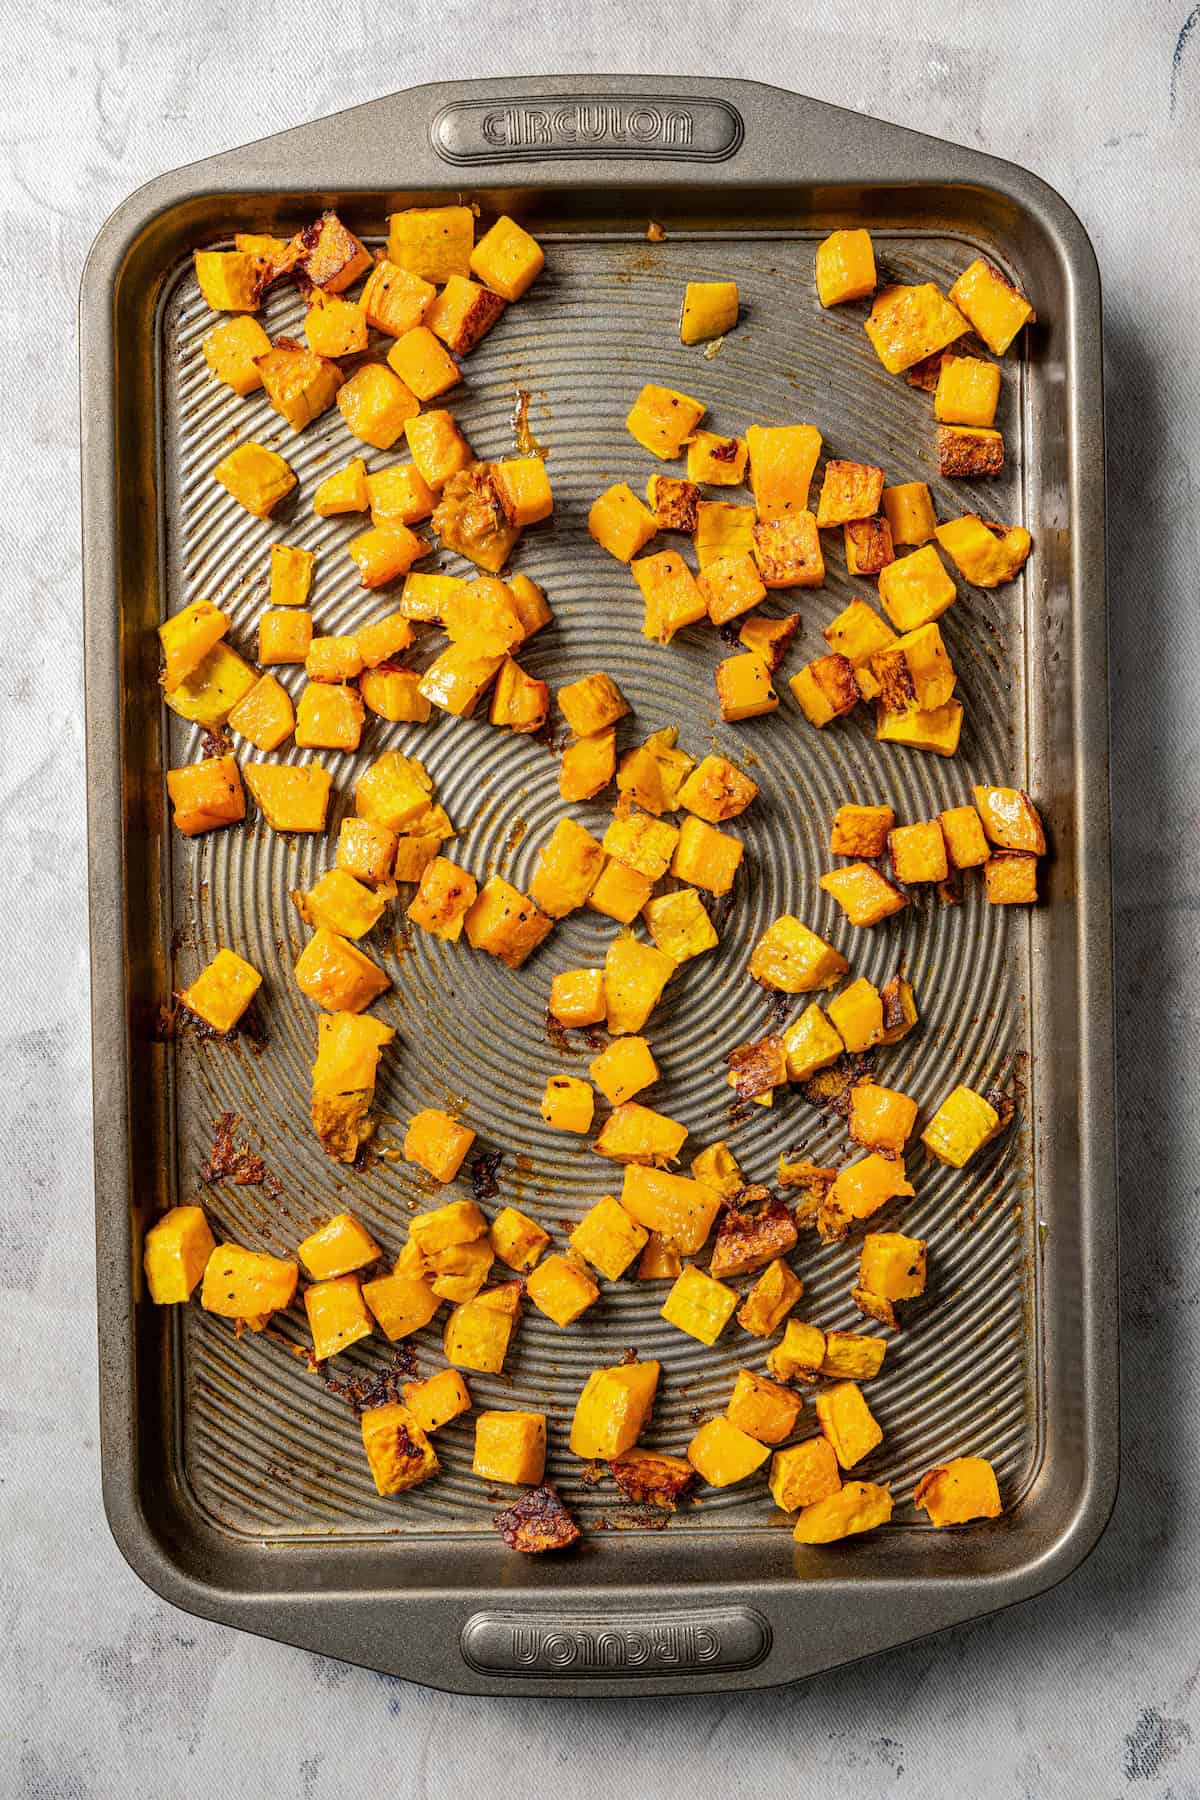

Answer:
[789,654,861,727]
[819,862,910,927]
[752,512,824,588]
[815,459,885,528]
[647,475,700,533]
[715,652,779,722]
[844,516,895,575]
[972,785,1047,853]
[889,820,949,884]
[426,275,507,354]
[698,551,766,626]
[830,803,893,858]
[939,804,990,869]
[937,425,1004,478]
[295,210,373,292]
[360,258,436,335]
[255,337,343,432]
[984,851,1039,903]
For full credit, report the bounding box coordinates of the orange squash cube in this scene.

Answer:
[662,1264,738,1346]
[793,1480,892,1543]
[295,928,389,1013]
[914,1455,1003,1525]
[387,205,475,281]
[937,424,1004,478]
[949,258,1035,354]
[404,411,474,490]
[298,1211,382,1280]
[619,1166,722,1257]
[985,851,1039,903]
[242,763,331,836]
[849,1080,919,1157]
[490,1207,550,1273]
[626,383,705,459]
[844,516,895,576]
[360,1402,438,1495]
[972,785,1047,853]
[934,354,1002,427]
[677,755,758,824]
[295,683,364,752]
[604,935,675,1036]
[294,211,372,292]
[939,804,990,868]
[337,363,420,450]
[391,834,441,883]
[588,483,658,562]
[592,1101,687,1166]
[570,1195,649,1281]
[157,598,230,692]
[769,1437,842,1510]
[823,600,896,700]
[745,423,822,519]
[715,652,779,722]
[790,654,861,727]
[225,673,294,752]
[143,1205,217,1305]
[727,1369,804,1445]
[526,1253,600,1327]
[386,325,460,400]
[736,1259,804,1338]
[752,512,825,588]
[529,817,606,918]
[569,1361,660,1459]
[825,1154,915,1236]
[302,289,368,359]
[670,816,743,896]
[313,457,369,517]
[464,876,553,968]
[830,803,893,858]
[492,457,553,528]
[865,282,969,373]
[305,1275,373,1362]
[748,915,848,993]
[889,819,949,884]
[166,756,246,837]
[443,1288,519,1374]
[490,658,549,733]
[178,947,261,1034]
[359,257,435,334]
[646,474,700,533]
[407,856,478,941]
[559,729,616,802]
[686,430,747,485]
[212,442,296,516]
[686,1416,769,1487]
[815,459,885,528]
[202,314,271,392]
[425,274,506,353]
[404,1108,475,1182]
[695,499,756,567]
[257,609,311,667]
[402,1368,472,1434]
[882,480,938,547]
[876,698,964,756]
[418,646,505,719]
[348,521,425,589]
[473,1410,547,1486]
[827,978,885,1053]
[815,1381,883,1469]
[601,813,679,883]
[540,1076,595,1134]
[193,249,264,312]
[815,228,876,306]
[365,466,436,529]
[255,337,343,432]
[354,749,431,830]
[470,214,545,300]
[781,1004,845,1081]
[589,1036,658,1107]
[548,968,606,1028]
[698,551,766,625]
[680,279,738,344]
[878,544,957,632]
[557,671,630,737]
[633,549,707,644]
[859,1231,927,1306]
[819,862,909,927]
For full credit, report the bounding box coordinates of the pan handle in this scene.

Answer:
[455,1601,773,1693]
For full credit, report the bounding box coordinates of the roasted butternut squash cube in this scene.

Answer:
[433,468,520,575]
[404,410,474,489]
[830,803,893,859]
[646,474,700,534]
[603,934,674,1035]
[676,755,757,825]
[914,1455,1002,1525]
[403,1109,475,1183]
[973,785,1047,854]
[737,1259,804,1338]
[793,1479,892,1542]
[670,816,743,896]
[620,1165,722,1256]
[529,818,606,918]
[442,573,525,653]
[633,548,707,644]
[662,1264,738,1346]
[560,730,616,802]
[167,755,246,837]
[589,1036,658,1107]
[888,819,949,884]
[934,355,1001,427]
[816,459,885,529]
[193,248,264,312]
[570,1195,649,1281]
[819,862,909,927]
[588,483,658,562]
[348,521,425,589]
[428,1235,494,1304]
[305,1275,373,1361]
[548,968,606,1028]
[815,1381,883,1470]
[816,1333,886,1382]
[526,1252,600,1326]
[354,749,430,830]
[770,1437,841,1511]
[474,1410,546,1486]
[470,214,545,300]
[386,327,460,404]
[938,424,1004,478]
[715,652,779,722]
[949,258,1035,354]
[426,275,506,354]
[402,1368,472,1434]
[637,1234,682,1280]
[300,286,368,362]
[337,363,419,450]
[922,1084,1003,1166]
[407,856,478,941]
[264,548,313,616]
[815,227,876,306]
[844,515,895,577]
[490,1206,550,1272]
[540,1075,595,1134]
[201,1242,298,1321]
[627,383,706,459]
[752,512,824,589]
[492,456,553,530]
[593,1101,687,1166]
[357,257,434,336]
[826,978,883,1052]
[641,887,718,964]
[825,1155,915,1237]
[586,859,652,925]
[882,480,938,547]
[243,761,332,832]
[698,551,766,626]
[695,500,756,567]
[936,514,1031,587]
[765,1318,826,1383]
[305,635,363,684]
[507,572,552,640]
[388,206,474,281]
[859,1230,926,1305]
[364,467,435,530]
[158,598,230,692]
[687,430,748,485]
[848,1080,918,1157]
[358,1268,437,1339]
[745,423,822,519]
[179,943,262,1035]
[391,834,441,882]
[295,868,387,941]
[938,804,989,869]
[602,812,679,882]
[878,545,957,633]
[725,1040,789,1106]
[444,1288,519,1373]
[408,1200,487,1259]
[570,1361,660,1459]
[213,442,296,517]
[298,1212,381,1281]
[781,1004,845,1081]
[202,314,271,392]
[728,1369,804,1445]
[687,1416,769,1486]
[490,657,549,733]
[616,727,694,816]
[255,337,343,432]
[790,654,861,727]
[143,1205,216,1304]
[985,850,1039,903]
[679,278,738,344]
[464,877,553,968]
[876,697,964,757]
[353,614,413,674]
[295,683,364,752]
[295,928,388,1014]
[257,609,311,667]
[558,671,630,738]
[291,211,371,292]
[609,1445,695,1509]
[749,915,848,992]
[822,603,895,704]
[418,646,505,718]
[360,1403,438,1495]
[313,457,369,517]
[865,282,969,373]
[311,1012,394,1163]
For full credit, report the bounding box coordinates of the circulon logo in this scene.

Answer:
[461,1607,770,1679]
[431,94,743,164]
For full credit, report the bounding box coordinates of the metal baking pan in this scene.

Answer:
[81,74,1116,1696]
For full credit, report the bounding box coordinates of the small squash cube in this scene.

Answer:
[295,928,389,1013]
[922,1084,1004,1166]
[386,325,460,401]
[404,410,474,489]
[255,338,343,432]
[727,1370,804,1446]
[419,646,505,718]
[889,819,949,883]
[821,1332,888,1380]
[540,1075,595,1134]
[646,474,700,533]
[589,1036,659,1106]
[864,282,969,373]
[745,423,822,519]
[490,658,549,733]
[687,1416,769,1487]
[737,1259,804,1338]
[212,442,296,517]
[570,1195,649,1281]
[793,1479,892,1543]
[949,258,1035,354]
[390,834,441,883]
[844,515,895,576]
[830,803,894,859]
[934,355,1001,427]
[749,915,848,993]
[302,288,368,361]
[985,851,1039,903]
[201,1243,298,1321]
[407,856,478,942]
[293,211,371,292]
[557,671,630,737]
[602,812,679,882]
[715,652,779,722]
[604,934,675,1034]
[548,968,606,1028]
[425,274,506,354]
[267,545,314,611]
[529,818,606,918]
[365,466,436,529]
[193,249,264,312]
[306,636,363,684]
[348,521,426,589]
[687,431,747,485]
[443,1289,519,1373]
[387,205,474,281]
[507,572,552,639]
[470,214,545,300]
[492,457,553,529]
[464,877,553,968]
[402,1368,472,1434]
[560,730,616,803]
[474,1411,547,1486]
[691,1144,745,1201]
[678,754,758,823]
[633,548,707,644]
[258,609,312,666]
[616,728,695,816]
[819,862,909,927]
[313,457,369,517]
[305,1275,373,1361]
[609,1445,696,1509]
[336,819,398,889]
[670,816,743,896]
[827,978,884,1052]
[790,654,862,727]
[815,228,876,306]
[848,1080,918,1156]
[408,1200,487,1258]
[355,750,430,830]
[822,603,896,704]
[296,869,387,941]
[158,598,230,691]
[825,1155,915,1235]
[858,1230,927,1305]
[626,383,706,459]
[698,551,766,625]
[816,1381,883,1469]
[166,756,246,837]
[781,1004,845,1081]
[311,1012,394,1163]
[816,459,885,529]
[361,1403,438,1496]
[337,363,420,450]
[770,1437,841,1511]
[939,804,989,868]
[298,1212,381,1280]
[202,314,271,393]
[882,481,938,547]
[876,697,964,757]
[592,1102,687,1166]
[661,1264,738,1346]
[404,1109,475,1182]
[637,1234,682,1280]
[433,469,520,575]
[295,683,364,752]
[354,613,414,673]
[641,887,718,964]
[619,1166,722,1256]
[588,483,658,562]
[361,1269,439,1340]
[878,544,957,632]
[680,279,738,344]
[937,424,1004,478]
[526,1253,600,1327]
[358,257,435,335]
[973,785,1047,853]
[569,1361,660,1459]
[490,1207,550,1273]
[695,500,756,566]
[143,1205,216,1304]
[914,1455,1003,1525]
[752,512,824,588]
[243,762,332,832]
[879,973,919,1044]
[936,514,1031,587]
[765,1318,827,1383]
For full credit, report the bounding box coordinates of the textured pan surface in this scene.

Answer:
[162,224,1039,1542]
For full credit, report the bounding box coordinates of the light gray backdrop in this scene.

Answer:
[4,3,1197,1795]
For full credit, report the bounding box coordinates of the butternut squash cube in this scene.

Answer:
[602,812,679,882]
[313,457,369,517]
[265,547,312,613]
[470,214,545,300]
[678,279,738,344]
[690,1147,742,1211]
[939,804,989,868]
[490,1206,550,1273]
[914,1455,1002,1525]
[878,544,957,633]
[626,383,706,459]
[749,915,848,992]
[305,1275,373,1362]
[426,275,506,354]
[781,1004,845,1081]
[687,430,747,486]
[609,1445,696,1509]
[826,978,884,1053]
[662,1264,738,1346]
[311,1012,394,1163]
[212,442,296,517]
[715,652,779,722]
[244,761,331,832]
[790,654,862,727]
[770,1437,841,1511]
[728,1369,804,1445]
[295,683,364,752]
[570,1195,649,1281]
[402,1368,472,1434]
[364,467,435,530]
[589,1036,658,1107]
[815,227,877,306]
[765,1318,826,1382]
[864,282,969,373]
[359,1268,437,1340]
[540,1075,595,1134]
[202,314,271,392]
[737,1259,804,1338]
[385,330,459,407]
[698,551,766,626]
[603,934,674,1034]
[348,521,426,589]
[529,818,606,918]
[888,819,948,884]
[474,1411,546,1486]
[859,1230,926,1307]
[816,1381,883,1470]
[593,1102,687,1166]
[404,1109,475,1182]
[158,599,230,692]
[560,730,616,802]
[752,512,825,588]
[695,502,758,568]
[922,1084,1004,1167]
[408,1201,486,1259]
[292,211,371,292]
[444,1289,518,1373]
[816,459,885,529]
[490,658,548,733]
[938,424,1004,478]
[985,850,1038,903]
[298,1212,381,1280]
[830,803,893,859]
[973,784,1047,853]
[819,862,909,927]
[934,355,1001,427]
[569,1361,660,1459]
[201,1243,298,1321]
[336,363,418,450]
[620,1165,722,1255]
[441,574,524,654]
[557,671,630,737]
[143,1205,216,1304]
[641,887,718,964]
[166,755,246,837]
[879,973,919,1044]
[357,257,434,335]
[301,288,368,360]
[464,877,553,968]
[677,755,758,824]
[936,514,1031,587]
[844,515,895,576]
[637,1234,682,1280]
[295,928,388,1013]
[633,548,707,644]
[255,338,343,432]
[407,856,478,941]
[418,1239,488,1304]
[882,480,938,547]
[305,636,363,684]
[353,750,429,831]
[819,1332,887,1381]
[418,646,505,717]
[175,943,261,1036]
[670,816,743,895]
[256,610,310,668]
[646,474,699,534]
[193,249,264,312]
[360,1403,438,1495]
[391,834,441,883]
[526,1252,600,1326]
[949,258,1035,354]
[491,456,553,529]
[433,468,520,574]
[388,206,474,281]
[548,967,606,1028]
[507,572,552,639]
[849,1081,918,1157]
[745,423,822,519]
[588,483,658,562]
[793,1479,892,1542]
[404,410,474,490]
[616,728,695,816]
[876,697,964,757]
[825,1155,915,1236]
[687,1416,769,1486]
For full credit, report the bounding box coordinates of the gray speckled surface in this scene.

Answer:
[4,5,1199,1795]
